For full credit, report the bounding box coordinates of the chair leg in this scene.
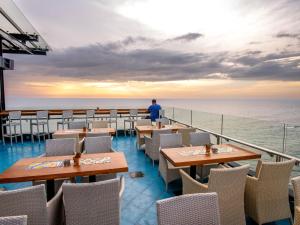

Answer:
[31,125,34,143]
[37,124,40,143]
[14,125,17,143]
[20,124,23,144]
[2,125,5,145]
[43,124,46,141]
[124,121,126,136]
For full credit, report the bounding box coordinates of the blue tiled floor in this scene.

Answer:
[0,136,292,225]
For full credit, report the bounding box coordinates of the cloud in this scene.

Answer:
[11,36,300,82]
[170,33,204,42]
[276,32,300,39]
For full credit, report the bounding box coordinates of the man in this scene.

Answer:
[148,99,162,122]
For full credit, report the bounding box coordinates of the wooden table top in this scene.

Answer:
[53,128,116,136]
[161,144,261,167]
[0,152,128,183]
[135,124,186,133]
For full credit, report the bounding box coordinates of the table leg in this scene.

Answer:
[46,179,55,201]
[89,175,96,182]
[190,165,197,179]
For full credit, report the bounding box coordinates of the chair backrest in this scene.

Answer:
[0,215,27,225]
[189,132,211,146]
[256,159,295,189]
[136,119,152,126]
[86,110,95,118]
[46,138,76,156]
[62,110,73,119]
[156,193,221,225]
[62,178,121,225]
[110,110,117,118]
[177,128,197,146]
[86,132,110,137]
[0,185,47,225]
[160,133,182,149]
[292,176,300,208]
[156,118,169,125]
[129,109,138,117]
[8,111,21,120]
[68,121,86,129]
[92,121,108,128]
[85,136,112,154]
[208,165,250,225]
[152,129,172,146]
[36,111,48,120]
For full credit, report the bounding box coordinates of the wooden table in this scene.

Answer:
[0,152,128,200]
[161,144,261,179]
[53,128,116,138]
[135,124,186,134]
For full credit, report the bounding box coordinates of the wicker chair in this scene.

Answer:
[52,133,83,153]
[62,177,124,225]
[180,164,250,225]
[0,215,27,225]
[177,128,196,146]
[68,121,87,129]
[245,159,295,225]
[57,110,73,130]
[292,176,300,225]
[135,119,152,150]
[0,185,64,225]
[92,121,109,128]
[145,129,172,166]
[34,138,76,192]
[124,109,138,136]
[156,192,221,225]
[80,136,116,182]
[159,133,190,190]
[189,132,218,180]
[45,138,76,156]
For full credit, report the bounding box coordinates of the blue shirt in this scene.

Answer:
[148,104,161,121]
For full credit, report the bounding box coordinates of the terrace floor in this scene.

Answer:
[0,136,292,225]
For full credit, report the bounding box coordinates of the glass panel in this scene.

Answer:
[192,110,222,134]
[223,114,284,152]
[173,108,190,125]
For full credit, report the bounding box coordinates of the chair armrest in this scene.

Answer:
[47,187,64,225]
[119,176,125,199]
[38,153,46,157]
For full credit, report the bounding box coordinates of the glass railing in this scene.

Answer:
[165,106,300,174]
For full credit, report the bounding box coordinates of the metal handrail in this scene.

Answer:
[168,118,300,165]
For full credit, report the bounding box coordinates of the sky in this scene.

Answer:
[4,0,300,99]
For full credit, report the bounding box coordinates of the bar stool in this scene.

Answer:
[1,111,23,145]
[86,109,95,128]
[124,109,138,136]
[57,110,73,130]
[108,109,118,136]
[31,110,50,143]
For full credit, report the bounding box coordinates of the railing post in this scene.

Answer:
[220,114,224,144]
[190,110,193,127]
[172,107,175,120]
[282,123,287,153]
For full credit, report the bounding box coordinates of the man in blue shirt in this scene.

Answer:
[148,99,162,122]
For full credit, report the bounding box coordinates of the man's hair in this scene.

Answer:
[152,99,157,104]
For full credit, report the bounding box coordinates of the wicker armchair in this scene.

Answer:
[81,136,116,182]
[180,164,250,225]
[145,129,172,165]
[0,216,27,225]
[52,133,83,153]
[159,133,190,190]
[92,121,109,128]
[189,132,218,180]
[292,176,300,225]
[0,185,64,225]
[68,121,86,129]
[135,119,152,150]
[62,177,124,225]
[245,159,295,225]
[34,138,76,192]
[177,128,196,146]
[156,192,221,225]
